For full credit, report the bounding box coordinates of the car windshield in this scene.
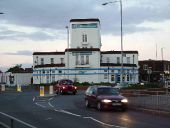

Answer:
[98,88,119,95]
[60,80,73,85]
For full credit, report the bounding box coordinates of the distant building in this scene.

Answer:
[139,60,170,83]
[0,68,33,86]
[33,18,139,85]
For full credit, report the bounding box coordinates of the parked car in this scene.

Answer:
[84,85,128,111]
[54,79,77,95]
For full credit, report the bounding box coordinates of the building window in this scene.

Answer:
[117,57,120,64]
[81,55,84,65]
[40,58,44,65]
[111,75,115,81]
[76,55,79,65]
[127,57,130,64]
[51,58,54,64]
[82,34,87,42]
[46,75,49,83]
[59,70,62,73]
[86,55,89,64]
[52,70,55,73]
[127,75,129,81]
[60,58,64,64]
[143,64,148,70]
[106,57,110,63]
[117,75,120,82]
[104,74,108,79]
[52,76,55,82]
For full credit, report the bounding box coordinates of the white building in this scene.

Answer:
[33,18,139,85]
[0,69,33,86]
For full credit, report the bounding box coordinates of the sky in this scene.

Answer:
[0,0,170,72]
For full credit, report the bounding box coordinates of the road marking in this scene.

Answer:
[33,97,35,102]
[0,112,37,128]
[45,117,52,120]
[60,110,81,117]
[48,97,54,108]
[83,117,126,128]
[35,102,46,108]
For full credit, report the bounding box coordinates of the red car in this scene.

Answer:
[54,79,77,95]
[85,85,128,111]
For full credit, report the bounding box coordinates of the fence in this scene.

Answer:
[0,112,37,128]
[125,90,170,112]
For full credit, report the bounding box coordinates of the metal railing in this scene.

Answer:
[126,91,170,112]
[0,112,37,128]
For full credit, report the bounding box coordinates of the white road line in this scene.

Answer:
[48,97,54,108]
[83,117,126,128]
[35,102,46,108]
[60,110,81,117]
[48,101,54,108]
[0,112,37,128]
[33,97,35,102]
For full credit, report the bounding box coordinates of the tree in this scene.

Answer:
[6,64,24,73]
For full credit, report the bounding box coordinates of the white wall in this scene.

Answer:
[33,54,65,66]
[70,21,101,49]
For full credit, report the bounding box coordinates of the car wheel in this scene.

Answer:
[56,90,59,94]
[85,99,90,108]
[73,91,76,95]
[97,102,102,111]
[60,90,63,95]
[121,107,127,112]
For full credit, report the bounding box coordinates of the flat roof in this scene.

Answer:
[70,18,100,22]
[33,52,65,55]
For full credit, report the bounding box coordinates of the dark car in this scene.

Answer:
[85,85,128,111]
[54,79,77,95]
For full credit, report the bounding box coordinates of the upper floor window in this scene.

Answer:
[75,55,79,65]
[106,57,110,63]
[51,58,54,64]
[143,64,148,70]
[81,55,84,65]
[127,57,130,64]
[60,58,64,64]
[117,57,120,64]
[86,55,89,64]
[82,34,87,42]
[40,58,44,65]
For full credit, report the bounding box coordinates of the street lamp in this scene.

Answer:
[66,26,69,79]
[102,0,124,86]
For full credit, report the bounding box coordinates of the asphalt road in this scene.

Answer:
[0,91,170,128]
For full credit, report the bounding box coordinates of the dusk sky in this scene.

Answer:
[0,0,170,71]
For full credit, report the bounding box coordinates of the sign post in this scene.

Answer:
[1,85,5,91]
[40,86,44,97]
[17,85,21,92]
[49,86,53,95]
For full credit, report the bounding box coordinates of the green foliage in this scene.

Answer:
[6,64,24,73]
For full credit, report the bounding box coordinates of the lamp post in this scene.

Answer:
[102,0,124,86]
[66,26,69,79]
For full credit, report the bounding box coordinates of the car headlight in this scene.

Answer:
[121,99,128,103]
[62,87,65,89]
[102,99,112,103]
[74,86,77,89]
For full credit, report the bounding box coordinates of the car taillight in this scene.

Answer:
[62,87,65,89]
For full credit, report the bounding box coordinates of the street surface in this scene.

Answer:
[0,91,170,128]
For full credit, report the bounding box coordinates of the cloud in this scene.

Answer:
[0,0,170,40]
[4,50,33,56]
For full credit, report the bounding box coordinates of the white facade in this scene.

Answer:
[33,18,139,85]
[0,72,32,86]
